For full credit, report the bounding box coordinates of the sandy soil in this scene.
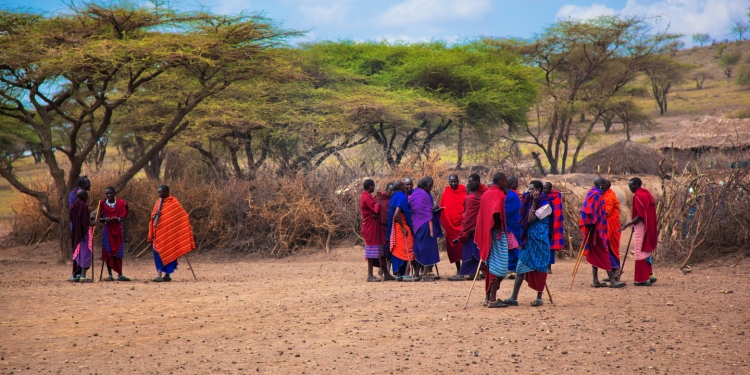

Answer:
[0,243,748,375]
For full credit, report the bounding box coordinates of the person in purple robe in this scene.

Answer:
[409,177,442,281]
[68,176,91,208]
[70,189,95,282]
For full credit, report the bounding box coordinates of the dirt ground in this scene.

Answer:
[0,243,748,375]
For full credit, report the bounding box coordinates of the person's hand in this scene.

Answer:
[402,228,408,236]
[531,190,540,200]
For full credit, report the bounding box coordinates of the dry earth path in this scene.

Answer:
[0,244,748,375]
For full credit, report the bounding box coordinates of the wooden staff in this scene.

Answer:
[463,259,484,309]
[403,227,416,282]
[91,201,101,282]
[570,230,593,289]
[184,254,198,282]
[617,228,634,281]
[544,283,554,304]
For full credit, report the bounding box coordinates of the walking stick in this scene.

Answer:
[184,254,198,282]
[463,259,484,309]
[434,264,440,278]
[570,230,593,289]
[403,227,416,282]
[617,229,634,281]
[91,201,101,282]
[544,283,554,304]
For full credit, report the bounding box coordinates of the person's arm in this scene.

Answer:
[619,197,644,231]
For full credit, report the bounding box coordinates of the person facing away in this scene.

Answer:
[620,177,659,286]
[387,181,417,281]
[377,182,395,272]
[475,172,510,308]
[504,180,552,307]
[505,177,522,280]
[148,185,195,282]
[580,177,625,288]
[98,186,131,281]
[440,174,467,280]
[601,179,622,281]
[69,176,91,209]
[70,189,94,282]
[543,182,565,273]
[360,179,394,282]
[409,177,442,281]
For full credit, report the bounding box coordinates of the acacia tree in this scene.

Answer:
[0,4,299,257]
[643,57,692,115]
[691,33,710,47]
[497,16,680,174]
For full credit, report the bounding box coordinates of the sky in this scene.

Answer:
[12,0,750,45]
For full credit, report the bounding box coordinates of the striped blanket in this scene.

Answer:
[148,196,195,265]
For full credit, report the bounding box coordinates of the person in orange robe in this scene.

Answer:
[148,185,196,282]
[602,179,622,280]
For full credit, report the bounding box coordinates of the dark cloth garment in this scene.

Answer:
[632,187,659,252]
[524,271,547,292]
[99,198,129,256]
[483,263,497,294]
[153,249,178,274]
[585,233,612,270]
[360,190,383,246]
[387,191,412,242]
[549,249,556,265]
[505,189,522,242]
[409,188,434,232]
[547,190,565,250]
[609,251,620,270]
[634,258,652,283]
[459,234,480,276]
[413,222,440,267]
[70,199,91,250]
[440,185,466,263]
[475,186,506,261]
[508,248,519,272]
[68,188,80,209]
[377,192,390,236]
[457,193,481,243]
[579,187,610,256]
[102,251,123,275]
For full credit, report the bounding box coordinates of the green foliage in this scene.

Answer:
[735,63,750,86]
[719,52,742,77]
[692,33,710,47]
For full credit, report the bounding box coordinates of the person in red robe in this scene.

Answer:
[440,174,467,280]
[543,182,565,273]
[98,186,130,281]
[580,177,625,288]
[468,173,488,196]
[452,182,482,278]
[377,182,395,274]
[602,180,622,281]
[475,172,510,308]
[620,177,659,286]
[361,179,394,282]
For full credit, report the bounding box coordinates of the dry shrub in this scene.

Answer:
[655,166,750,266]
[8,180,59,246]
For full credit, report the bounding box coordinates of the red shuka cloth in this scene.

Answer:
[525,271,547,292]
[632,187,659,252]
[360,190,383,246]
[475,183,488,196]
[377,192,390,236]
[70,199,90,249]
[148,196,195,265]
[98,198,129,255]
[457,193,481,243]
[475,186,506,262]
[439,184,466,263]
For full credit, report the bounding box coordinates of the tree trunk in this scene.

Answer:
[455,122,465,170]
[531,152,546,176]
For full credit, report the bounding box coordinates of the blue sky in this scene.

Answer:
[13,0,750,45]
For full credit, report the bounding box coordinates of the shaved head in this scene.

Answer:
[594,177,607,190]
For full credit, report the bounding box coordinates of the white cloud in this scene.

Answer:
[556,0,750,44]
[556,4,616,20]
[379,0,491,27]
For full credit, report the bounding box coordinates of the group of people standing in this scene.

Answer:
[360,172,659,308]
[67,177,195,283]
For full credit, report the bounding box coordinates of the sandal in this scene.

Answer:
[488,300,509,308]
[609,282,626,288]
[163,275,172,282]
[634,281,652,287]
[448,274,465,281]
[117,275,131,281]
[481,299,490,307]
[591,282,608,288]
[153,276,164,282]
[69,276,78,282]
[502,298,519,306]
[103,275,115,282]
[531,298,543,307]
[79,278,93,283]
[383,275,397,281]
[507,272,516,280]
[649,276,658,284]
[426,273,440,280]
[602,277,610,282]
[399,275,420,282]
[367,276,381,282]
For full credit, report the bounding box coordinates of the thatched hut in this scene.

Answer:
[654,116,750,164]
[571,140,671,176]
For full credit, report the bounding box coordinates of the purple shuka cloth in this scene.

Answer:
[73,227,93,269]
[408,188,434,232]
